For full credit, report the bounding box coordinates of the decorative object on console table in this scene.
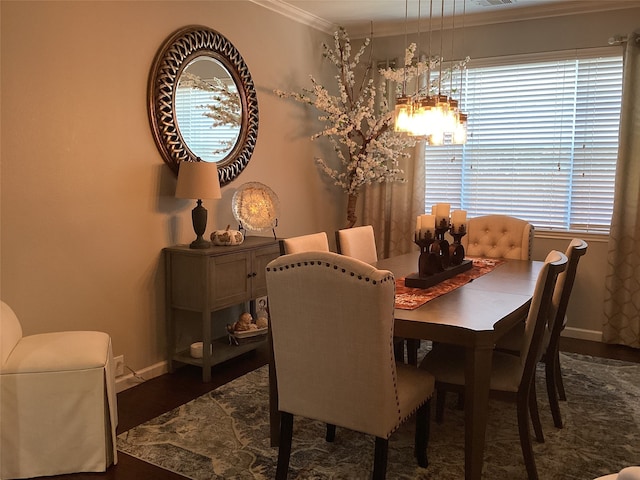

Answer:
[232,182,280,239]
[226,312,269,346]
[228,327,269,346]
[175,159,221,249]
[211,225,244,246]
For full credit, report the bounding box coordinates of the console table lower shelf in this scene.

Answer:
[172,336,265,369]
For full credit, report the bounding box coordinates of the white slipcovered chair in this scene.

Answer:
[279,231,330,254]
[335,224,379,264]
[461,214,534,260]
[266,251,435,479]
[0,301,118,479]
[595,467,640,480]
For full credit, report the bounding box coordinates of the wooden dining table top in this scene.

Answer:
[375,252,543,345]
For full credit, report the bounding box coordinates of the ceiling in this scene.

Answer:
[251,0,636,37]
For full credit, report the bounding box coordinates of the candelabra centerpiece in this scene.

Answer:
[405,204,472,289]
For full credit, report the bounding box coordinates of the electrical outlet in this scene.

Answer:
[114,355,125,377]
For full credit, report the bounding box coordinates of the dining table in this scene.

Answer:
[268,250,544,480]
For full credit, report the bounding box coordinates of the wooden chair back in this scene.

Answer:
[279,232,329,255]
[335,225,378,264]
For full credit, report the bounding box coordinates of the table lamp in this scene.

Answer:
[175,160,221,249]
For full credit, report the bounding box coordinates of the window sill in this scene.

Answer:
[534,230,609,243]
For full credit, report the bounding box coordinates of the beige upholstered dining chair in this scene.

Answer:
[495,238,588,428]
[266,251,435,480]
[0,301,118,479]
[420,250,567,480]
[335,225,419,365]
[452,215,534,408]
[461,214,534,260]
[279,231,330,255]
[335,224,379,264]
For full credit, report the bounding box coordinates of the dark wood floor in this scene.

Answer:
[45,338,639,480]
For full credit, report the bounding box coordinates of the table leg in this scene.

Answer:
[464,345,493,480]
[167,307,175,374]
[202,310,211,383]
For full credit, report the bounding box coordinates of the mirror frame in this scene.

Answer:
[148,25,258,185]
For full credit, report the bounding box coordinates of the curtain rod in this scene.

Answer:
[608,34,628,46]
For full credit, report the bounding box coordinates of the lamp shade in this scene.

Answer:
[175,161,221,200]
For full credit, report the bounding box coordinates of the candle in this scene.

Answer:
[431,205,437,215]
[415,216,422,238]
[435,203,450,228]
[420,214,435,238]
[451,210,467,233]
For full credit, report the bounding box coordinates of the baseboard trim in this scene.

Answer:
[562,326,603,342]
[116,360,169,393]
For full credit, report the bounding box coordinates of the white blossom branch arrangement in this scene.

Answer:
[275,27,416,227]
[179,72,242,128]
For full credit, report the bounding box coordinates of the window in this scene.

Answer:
[424,48,623,233]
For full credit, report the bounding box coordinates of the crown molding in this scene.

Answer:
[248,0,336,34]
[249,0,636,38]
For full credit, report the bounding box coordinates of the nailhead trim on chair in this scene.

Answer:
[267,257,407,438]
[266,261,395,286]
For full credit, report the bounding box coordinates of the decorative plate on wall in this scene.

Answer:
[232,182,280,235]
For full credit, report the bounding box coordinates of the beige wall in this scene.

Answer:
[0,0,337,380]
[532,234,609,339]
[2,1,637,384]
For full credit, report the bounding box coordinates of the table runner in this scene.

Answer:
[395,257,505,310]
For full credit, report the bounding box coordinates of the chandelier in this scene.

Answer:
[393,0,468,145]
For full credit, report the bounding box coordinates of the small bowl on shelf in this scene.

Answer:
[189,341,212,359]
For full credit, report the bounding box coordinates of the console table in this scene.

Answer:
[164,236,279,382]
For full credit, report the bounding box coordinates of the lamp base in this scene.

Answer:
[189,199,211,249]
[189,237,211,249]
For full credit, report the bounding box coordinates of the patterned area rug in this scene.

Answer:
[117,351,640,479]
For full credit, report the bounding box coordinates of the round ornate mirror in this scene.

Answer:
[148,25,258,185]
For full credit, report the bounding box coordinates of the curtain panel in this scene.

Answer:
[363,58,425,259]
[363,142,425,259]
[603,29,640,348]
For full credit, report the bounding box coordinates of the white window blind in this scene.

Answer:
[175,86,240,163]
[424,49,622,233]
